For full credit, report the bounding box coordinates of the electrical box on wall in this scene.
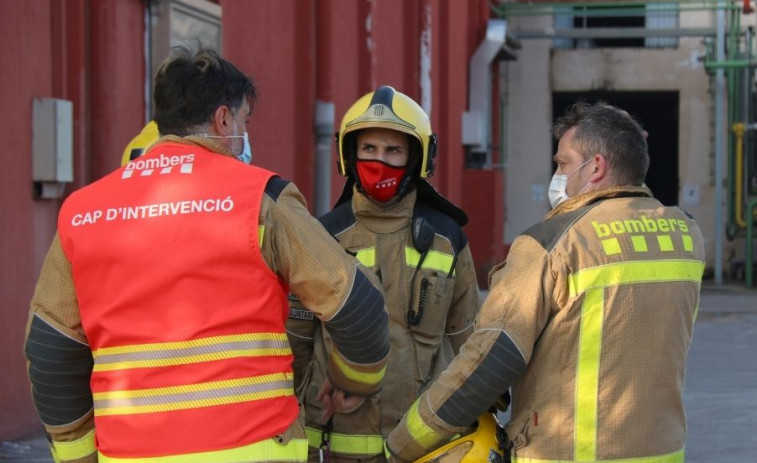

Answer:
[32,98,73,198]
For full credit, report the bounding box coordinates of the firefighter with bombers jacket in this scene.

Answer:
[24,47,390,463]
[386,102,706,463]
[286,86,481,463]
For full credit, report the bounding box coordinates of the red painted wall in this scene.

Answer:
[1,0,505,439]
[0,0,147,439]
[1,0,56,439]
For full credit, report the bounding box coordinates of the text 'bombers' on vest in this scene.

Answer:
[592,216,690,238]
[125,153,195,171]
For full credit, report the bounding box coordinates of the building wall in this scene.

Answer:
[221,0,502,282]
[1,0,147,440]
[505,15,554,241]
[505,8,728,270]
[1,0,501,439]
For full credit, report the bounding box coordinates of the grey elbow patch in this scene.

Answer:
[24,315,94,426]
[437,331,526,427]
[325,269,389,364]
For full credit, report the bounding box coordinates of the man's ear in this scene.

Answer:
[209,105,234,136]
[588,154,608,183]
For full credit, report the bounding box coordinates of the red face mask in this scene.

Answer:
[355,159,408,202]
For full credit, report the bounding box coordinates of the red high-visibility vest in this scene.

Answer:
[58,142,297,459]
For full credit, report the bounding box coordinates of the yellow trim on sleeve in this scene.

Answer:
[331,350,386,386]
[51,429,97,461]
[406,399,445,450]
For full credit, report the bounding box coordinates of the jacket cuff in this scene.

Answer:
[386,398,453,462]
[326,346,387,396]
[49,429,97,463]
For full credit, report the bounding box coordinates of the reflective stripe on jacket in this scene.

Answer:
[58,142,299,459]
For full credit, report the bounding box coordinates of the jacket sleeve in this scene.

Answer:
[286,292,317,396]
[24,234,98,463]
[386,235,554,462]
[444,243,479,353]
[261,179,389,396]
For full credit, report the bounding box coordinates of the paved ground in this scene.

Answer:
[2,282,755,462]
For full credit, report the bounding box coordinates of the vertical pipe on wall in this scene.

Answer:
[359,0,375,94]
[314,0,334,215]
[144,0,153,124]
[419,0,432,116]
[715,1,725,284]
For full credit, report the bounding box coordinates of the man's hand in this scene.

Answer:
[317,377,365,422]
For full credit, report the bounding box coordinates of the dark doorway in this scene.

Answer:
[552,91,679,206]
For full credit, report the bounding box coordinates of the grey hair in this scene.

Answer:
[553,101,649,186]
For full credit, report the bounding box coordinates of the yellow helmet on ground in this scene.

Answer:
[337,86,437,180]
[121,120,160,167]
[413,413,506,463]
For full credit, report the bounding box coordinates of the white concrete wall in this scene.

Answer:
[504,7,741,271]
[504,15,554,242]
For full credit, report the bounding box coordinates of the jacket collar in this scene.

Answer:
[545,185,653,220]
[156,135,238,159]
[352,186,417,234]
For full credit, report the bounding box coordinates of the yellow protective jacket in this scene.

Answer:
[287,186,480,462]
[387,186,706,463]
[25,136,389,463]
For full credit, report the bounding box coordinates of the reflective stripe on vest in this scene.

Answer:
[98,437,308,463]
[568,259,703,461]
[404,247,455,274]
[305,427,385,456]
[356,248,376,267]
[50,430,97,462]
[512,447,685,463]
[94,372,293,416]
[92,333,290,372]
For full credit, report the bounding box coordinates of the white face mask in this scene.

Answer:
[201,118,252,164]
[548,158,592,209]
[237,131,252,164]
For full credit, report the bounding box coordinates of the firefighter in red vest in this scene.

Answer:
[24,46,390,463]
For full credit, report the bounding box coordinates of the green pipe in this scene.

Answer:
[746,27,753,195]
[493,1,739,18]
[725,6,738,237]
[746,198,757,287]
[704,60,757,70]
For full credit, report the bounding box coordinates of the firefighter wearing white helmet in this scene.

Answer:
[287,86,482,463]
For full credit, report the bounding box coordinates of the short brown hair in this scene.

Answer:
[553,101,649,186]
[153,46,256,136]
